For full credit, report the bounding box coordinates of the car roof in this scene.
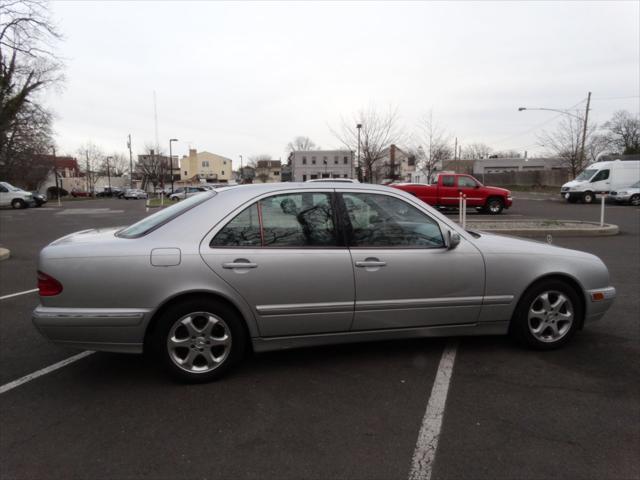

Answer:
[215,182,394,195]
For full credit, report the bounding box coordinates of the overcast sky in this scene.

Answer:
[47,1,639,168]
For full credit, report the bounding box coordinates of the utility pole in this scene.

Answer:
[357,123,362,182]
[106,156,112,192]
[52,146,61,207]
[85,151,90,193]
[239,155,243,183]
[579,91,592,171]
[454,137,458,173]
[127,134,133,189]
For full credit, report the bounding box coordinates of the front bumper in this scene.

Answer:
[585,286,616,323]
[32,305,152,353]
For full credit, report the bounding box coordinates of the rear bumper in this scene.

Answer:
[584,286,616,323]
[32,305,152,353]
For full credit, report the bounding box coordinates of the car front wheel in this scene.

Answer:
[582,191,595,204]
[486,197,504,215]
[630,194,640,206]
[510,280,582,350]
[149,298,247,382]
[11,199,26,209]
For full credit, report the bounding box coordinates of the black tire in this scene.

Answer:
[486,197,504,215]
[582,191,594,204]
[11,199,26,209]
[630,194,640,206]
[148,297,247,383]
[510,279,583,350]
[567,196,578,203]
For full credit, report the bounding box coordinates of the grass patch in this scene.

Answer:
[146,197,176,208]
[501,185,560,193]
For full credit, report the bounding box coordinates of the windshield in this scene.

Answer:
[117,191,215,238]
[0,182,21,192]
[575,169,597,181]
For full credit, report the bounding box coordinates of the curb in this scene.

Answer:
[465,220,619,238]
[0,247,10,262]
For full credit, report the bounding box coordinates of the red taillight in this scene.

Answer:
[37,271,63,296]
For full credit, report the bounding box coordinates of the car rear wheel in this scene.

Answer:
[630,194,640,206]
[11,199,26,209]
[149,298,247,382]
[486,197,504,215]
[510,280,582,350]
[582,191,594,204]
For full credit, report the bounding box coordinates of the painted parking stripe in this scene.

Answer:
[0,351,94,395]
[408,341,458,480]
[0,288,38,301]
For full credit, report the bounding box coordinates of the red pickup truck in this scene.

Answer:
[392,173,512,214]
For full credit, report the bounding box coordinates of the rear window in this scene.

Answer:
[117,191,215,238]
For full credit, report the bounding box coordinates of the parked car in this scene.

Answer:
[71,189,91,198]
[392,173,513,214]
[169,186,208,201]
[122,189,148,200]
[306,178,359,183]
[611,180,640,206]
[31,191,48,207]
[561,159,640,203]
[0,181,35,209]
[96,187,123,198]
[33,183,616,383]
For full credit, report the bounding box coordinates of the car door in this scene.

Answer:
[339,190,485,331]
[590,169,610,193]
[457,175,484,207]
[0,184,8,206]
[437,174,459,206]
[201,190,354,337]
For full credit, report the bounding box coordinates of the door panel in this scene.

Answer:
[201,191,355,337]
[351,242,485,330]
[339,191,485,331]
[457,176,484,207]
[437,175,459,206]
[202,249,354,336]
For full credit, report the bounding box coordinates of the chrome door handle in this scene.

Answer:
[222,261,258,269]
[355,261,387,268]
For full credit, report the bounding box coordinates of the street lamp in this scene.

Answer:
[356,123,362,182]
[106,156,112,192]
[169,138,178,193]
[518,92,591,169]
[239,155,243,183]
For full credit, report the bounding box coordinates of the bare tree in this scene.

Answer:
[247,154,273,167]
[0,1,63,164]
[332,105,404,182]
[137,144,169,190]
[537,113,596,176]
[414,111,452,183]
[77,142,104,192]
[462,142,493,160]
[286,136,317,153]
[603,110,640,155]
[103,152,128,177]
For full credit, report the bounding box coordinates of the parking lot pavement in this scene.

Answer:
[0,195,638,479]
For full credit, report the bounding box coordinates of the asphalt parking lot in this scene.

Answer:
[0,194,638,480]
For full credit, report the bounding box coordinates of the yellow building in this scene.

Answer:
[179,149,232,183]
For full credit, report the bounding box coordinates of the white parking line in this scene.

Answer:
[0,351,94,395]
[408,341,458,480]
[0,288,38,301]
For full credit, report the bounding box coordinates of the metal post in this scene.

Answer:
[169,139,178,194]
[459,192,463,224]
[52,146,61,207]
[106,156,112,192]
[579,92,592,172]
[357,123,362,182]
[127,134,133,189]
[600,192,606,227]
[462,194,467,230]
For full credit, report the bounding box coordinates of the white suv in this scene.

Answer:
[0,182,35,209]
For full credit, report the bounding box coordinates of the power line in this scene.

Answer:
[591,95,640,101]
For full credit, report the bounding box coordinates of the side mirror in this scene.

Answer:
[446,230,461,250]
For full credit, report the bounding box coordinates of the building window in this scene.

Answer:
[184,171,188,175]
[311,156,316,164]
[343,174,348,178]
[334,156,338,164]
[202,161,209,167]
[303,174,307,181]
[273,171,280,176]
[302,157,307,165]
[310,174,318,179]
[223,161,227,165]
[222,171,225,175]
[343,157,348,164]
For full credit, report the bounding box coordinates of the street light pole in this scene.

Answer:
[239,155,243,183]
[52,146,61,207]
[518,92,592,169]
[106,156,112,192]
[356,123,362,182]
[127,134,133,189]
[169,138,178,193]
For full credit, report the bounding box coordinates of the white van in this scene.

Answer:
[0,181,35,209]
[560,160,640,203]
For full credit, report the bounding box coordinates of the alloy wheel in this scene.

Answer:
[167,312,232,373]
[527,291,574,343]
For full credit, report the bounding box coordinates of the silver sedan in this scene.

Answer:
[33,183,616,382]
